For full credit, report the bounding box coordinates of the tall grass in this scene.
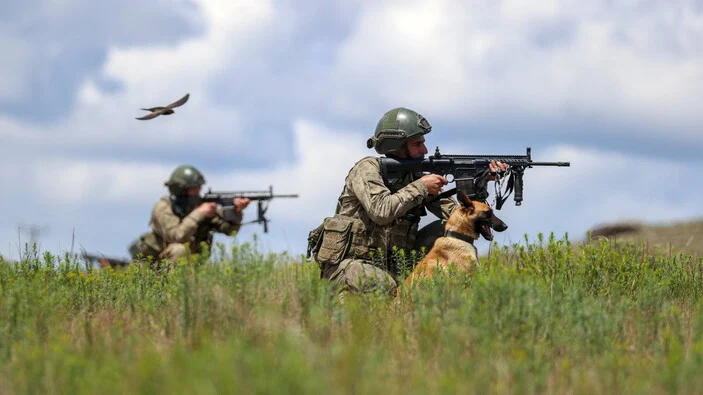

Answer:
[1,235,703,394]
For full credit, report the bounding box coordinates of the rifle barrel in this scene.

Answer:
[528,162,571,166]
[236,194,299,200]
[203,192,299,199]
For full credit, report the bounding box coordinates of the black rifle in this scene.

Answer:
[202,185,299,232]
[82,252,130,269]
[379,147,570,209]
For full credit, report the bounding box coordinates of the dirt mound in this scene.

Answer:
[588,222,643,239]
[585,219,703,257]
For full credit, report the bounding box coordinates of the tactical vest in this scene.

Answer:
[308,158,426,272]
[130,199,215,259]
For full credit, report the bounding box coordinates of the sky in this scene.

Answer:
[1,0,702,261]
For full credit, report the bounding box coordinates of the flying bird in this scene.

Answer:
[135,93,190,120]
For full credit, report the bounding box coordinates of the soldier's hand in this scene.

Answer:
[233,198,251,212]
[196,202,218,218]
[421,174,448,195]
[489,160,509,181]
[489,160,509,173]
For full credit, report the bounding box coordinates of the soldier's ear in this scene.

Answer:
[457,190,474,209]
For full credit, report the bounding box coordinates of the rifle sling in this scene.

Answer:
[496,170,515,210]
[425,187,457,204]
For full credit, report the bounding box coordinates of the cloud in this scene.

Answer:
[0,0,205,121]
[207,118,371,222]
[0,0,279,163]
[31,159,174,205]
[327,0,703,146]
[0,31,32,101]
[4,0,701,158]
[1,0,703,261]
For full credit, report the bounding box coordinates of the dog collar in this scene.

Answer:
[444,230,475,245]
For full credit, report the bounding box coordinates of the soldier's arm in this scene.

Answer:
[151,200,207,243]
[211,207,242,236]
[349,158,428,226]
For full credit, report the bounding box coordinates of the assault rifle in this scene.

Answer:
[379,147,570,209]
[82,252,130,269]
[202,185,299,232]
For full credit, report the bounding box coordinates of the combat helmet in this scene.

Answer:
[366,107,432,154]
[164,165,206,195]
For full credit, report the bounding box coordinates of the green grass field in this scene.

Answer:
[2,231,703,394]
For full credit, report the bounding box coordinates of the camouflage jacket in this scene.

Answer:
[335,156,456,257]
[149,196,242,253]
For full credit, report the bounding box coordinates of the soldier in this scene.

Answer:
[129,165,250,268]
[309,107,507,294]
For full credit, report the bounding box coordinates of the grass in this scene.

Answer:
[1,234,703,394]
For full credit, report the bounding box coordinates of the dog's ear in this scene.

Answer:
[457,190,474,209]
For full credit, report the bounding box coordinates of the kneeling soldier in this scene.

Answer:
[311,108,457,294]
[129,165,250,268]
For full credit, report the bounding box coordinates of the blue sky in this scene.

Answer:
[1,0,702,260]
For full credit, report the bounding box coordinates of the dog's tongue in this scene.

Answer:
[482,223,494,241]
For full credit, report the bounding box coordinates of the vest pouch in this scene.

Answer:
[130,232,162,259]
[307,222,325,259]
[348,218,372,259]
[317,216,354,265]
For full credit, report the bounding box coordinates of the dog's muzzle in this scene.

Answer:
[478,213,508,241]
[491,214,508,232]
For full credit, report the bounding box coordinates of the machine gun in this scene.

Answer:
[202,186,299,232]
[379,147,570,209]
[81,252,130,269]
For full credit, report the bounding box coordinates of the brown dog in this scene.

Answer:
[405,190,507,288]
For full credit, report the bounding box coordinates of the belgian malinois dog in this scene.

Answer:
[405,190,508,287]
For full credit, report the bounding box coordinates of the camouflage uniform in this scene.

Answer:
[309,107,457,293]
[153,196,241,256]
[316,157,456,294]
[130,164,243,267]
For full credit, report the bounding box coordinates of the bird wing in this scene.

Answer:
[135,110,164,120]
[165,93,190,109]
[141,107,166,112]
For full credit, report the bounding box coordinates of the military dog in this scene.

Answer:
[405,190,507,287]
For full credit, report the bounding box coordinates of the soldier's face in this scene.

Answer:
[403,135,428,159]
[186,187,201,196]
